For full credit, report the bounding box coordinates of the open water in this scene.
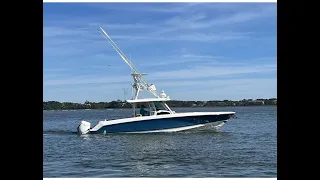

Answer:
[43,106,277,177]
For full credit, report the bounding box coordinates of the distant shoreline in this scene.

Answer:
[43,98,277,110]
[43,105,277,111]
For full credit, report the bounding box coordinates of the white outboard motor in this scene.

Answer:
[77,121,91,135]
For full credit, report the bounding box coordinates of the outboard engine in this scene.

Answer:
[77,121,91,135]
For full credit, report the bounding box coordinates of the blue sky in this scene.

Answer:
[43,2,277,103]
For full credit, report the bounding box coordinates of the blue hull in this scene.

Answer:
[91,114,233,134]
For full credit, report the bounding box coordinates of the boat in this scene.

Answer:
[77,25,236,135]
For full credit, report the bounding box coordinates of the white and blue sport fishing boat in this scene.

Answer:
[77,25,236,135]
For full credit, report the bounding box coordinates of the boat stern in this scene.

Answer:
[77,121,91,135]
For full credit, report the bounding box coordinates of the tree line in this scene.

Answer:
[43,98,277,110]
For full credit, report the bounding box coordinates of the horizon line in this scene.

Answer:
[44,97,277,103]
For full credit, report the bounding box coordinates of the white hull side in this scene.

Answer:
[90,111,235,132]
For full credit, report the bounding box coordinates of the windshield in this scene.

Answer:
[154,102,166,110]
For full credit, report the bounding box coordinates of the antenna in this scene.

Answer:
[122,88,128,101]
[97,25,160,99]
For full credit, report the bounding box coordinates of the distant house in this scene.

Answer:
[257,100,265,105]
[253,99,265,105]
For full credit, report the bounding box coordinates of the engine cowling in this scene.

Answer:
[77,121,91,135]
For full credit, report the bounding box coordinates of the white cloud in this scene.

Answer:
[152,4,276,35]
[43,25,252,61]
[179,54,220,59]
[43,3,276,62]
[156,78,271,88]
[140,58,216,67]
[44,68,73,72]
[108,32,251,42]
[44,77,276,102]
[138,53,222,67]
[167,80,277,101]
[84,3,201,14]
[43,3,276,102]
[44,61,276,86]
[44,74,131,86]
[43,3,276,45]
[147,63,276,81]
[88,23,154,30]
